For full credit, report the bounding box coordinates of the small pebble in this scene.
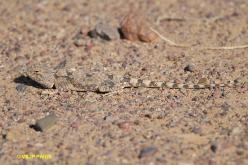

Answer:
[103,114,116,122]
[74,38,84,47]
[191,127,202,134]
[16,84,27,93]
[120,11,158,42]
[210,143,218,153]
[33,113,58,132]
[184,64,195,72]
[87,29,98,38]
[138,146,158,158]
[73,31,85,47]
[92,22,120,41]
[117,121,132,132]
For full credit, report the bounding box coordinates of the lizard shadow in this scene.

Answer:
[14,76,47,89]
[29,124,42,132]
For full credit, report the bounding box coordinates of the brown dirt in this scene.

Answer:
[0,0,248,165]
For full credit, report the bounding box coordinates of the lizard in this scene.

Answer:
[21,64,242,93]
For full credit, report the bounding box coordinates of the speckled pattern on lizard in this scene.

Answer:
[22,64,243,93]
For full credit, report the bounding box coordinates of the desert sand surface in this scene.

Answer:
[0,0,248,165]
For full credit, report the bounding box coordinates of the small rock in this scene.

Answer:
[191,127,202,134]
[138,146,158,158]
[117,121,132,132]
[210,143,217,153]
[32,113,58,132]
[74,38,84,47]
[91,22,120,41]
[16,84,27,92]
[103,114,116,123]
[120,11,158,42]
[87,29,98,38]
[184,64,195,72]
[73,31,85,47]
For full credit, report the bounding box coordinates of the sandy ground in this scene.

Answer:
[0,0,248,165]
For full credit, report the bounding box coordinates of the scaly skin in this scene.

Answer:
[22,64,241,93]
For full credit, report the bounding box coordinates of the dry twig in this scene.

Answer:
[151,27,248,50]
[150,27,191,48]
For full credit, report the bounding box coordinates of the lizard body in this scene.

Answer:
[22,64,240,92]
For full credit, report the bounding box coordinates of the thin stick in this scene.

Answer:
[151,27,248,50]
[150,27,191,48]
[201,45,248,50]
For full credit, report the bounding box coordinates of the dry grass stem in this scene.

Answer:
[151,27,248,50]
[150,27,191,48]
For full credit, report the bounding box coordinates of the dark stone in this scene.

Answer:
[184,64,195,72]
[210,143,217,153]
[87,29,98,38]
[138,146,158,158]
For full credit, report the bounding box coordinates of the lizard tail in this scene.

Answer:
[122,77,237,89]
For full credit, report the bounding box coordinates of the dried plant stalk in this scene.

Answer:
[200,45,248,50]
[151,27,248,50]
[150,27,190,48]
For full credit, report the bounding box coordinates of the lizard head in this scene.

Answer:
[22,64,56,89]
